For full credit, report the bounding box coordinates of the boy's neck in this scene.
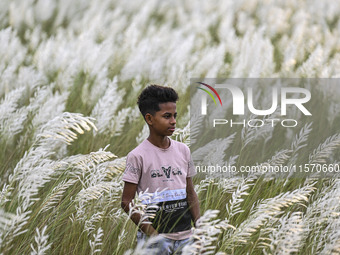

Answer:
[147,135,170,149]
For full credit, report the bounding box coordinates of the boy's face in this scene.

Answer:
[146,102,177,136]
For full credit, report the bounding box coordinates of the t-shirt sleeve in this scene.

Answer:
[186,146,196,178]
[122,152,142,184]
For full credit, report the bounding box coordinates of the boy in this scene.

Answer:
[121,85,200,254]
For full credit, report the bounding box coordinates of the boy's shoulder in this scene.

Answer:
[127,140,149,157]
[170,138,190,151]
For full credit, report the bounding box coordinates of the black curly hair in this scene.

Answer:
[137,85,178,119]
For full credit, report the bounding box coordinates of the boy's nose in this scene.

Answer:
[170,117,176,124]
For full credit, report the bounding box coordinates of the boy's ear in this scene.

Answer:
[145,113,153,125]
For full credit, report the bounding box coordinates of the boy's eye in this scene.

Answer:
[163,113,177,119]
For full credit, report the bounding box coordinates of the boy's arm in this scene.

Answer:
[121,181,158,236]
[186,177,200,226]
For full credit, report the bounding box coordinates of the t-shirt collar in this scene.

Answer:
[145,137,172,152]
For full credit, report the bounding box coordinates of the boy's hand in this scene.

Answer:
[121,182,159,237]
[121,181,138,214]
[140,223,158,237]
[148,228,159,237]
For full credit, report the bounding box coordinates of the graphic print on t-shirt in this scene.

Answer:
[150,198,192,233]
[150,165,183,180]
[142,189,192,233]
[162,166,171,178]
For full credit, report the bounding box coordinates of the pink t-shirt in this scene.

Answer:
[122,138,196,240]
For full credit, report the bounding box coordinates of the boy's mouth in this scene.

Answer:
[168,127,175,132]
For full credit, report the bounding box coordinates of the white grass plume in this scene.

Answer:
[187,95,205,145]
[0,28,27,78]
[30,87,68,130]
[128,188,165,224]
[84,211,104,235]
[171,121,191,147]
[231,29,274,77]
[289,122,313,165]
[68,150,118,221]
[242,108,281,147]
[222,183,315,249]
[226,177,255,220]
[104,156,127,179]
[30,225,51,255]
[39,178,77,213]
[266,149,292,166]
[1,113,98,251]
[183,209,235,255]
[0,183,12,207]
[136,124,149,145]
[38,112,97,146]
[305,179,340,254]
[216,177,244,195]
[261,212,306,255]
[89,227,103,255]
[0,204,32,251]
[108,107,132,137]
[0,87,25,127]
[309,134,340,164]
[194,177,218,196]
[0,208,17,241]
[91,77,126,134]
[192,133,236,165]
[11,113,98,202]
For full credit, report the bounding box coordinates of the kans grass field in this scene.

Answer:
[1,0,340,254]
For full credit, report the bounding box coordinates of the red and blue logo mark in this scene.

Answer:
[196,82,223,106]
